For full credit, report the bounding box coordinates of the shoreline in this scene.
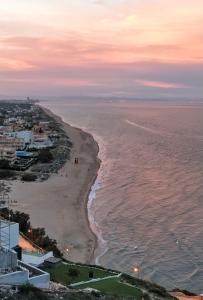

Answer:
[9,105,101,264]
[42,106,101,263]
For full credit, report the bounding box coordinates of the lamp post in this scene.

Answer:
[27,228,33,241]
[133,265,140,278]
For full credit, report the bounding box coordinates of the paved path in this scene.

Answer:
[70,273,122,287]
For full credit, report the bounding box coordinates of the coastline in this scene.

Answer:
[43,106,101,263]
[9,106,101,264]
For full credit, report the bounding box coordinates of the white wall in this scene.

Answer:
[29,273,50,289]
[0,269,50,288]
[0,249,17,269]
[22,251,53,266]
[0,251,50,288]
[0,221,19,249]
[0,270,29,285]
[19,261,50,289]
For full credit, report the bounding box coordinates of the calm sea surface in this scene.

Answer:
[42,100,203,293]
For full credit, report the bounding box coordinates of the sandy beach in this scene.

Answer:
[9,107,100,264]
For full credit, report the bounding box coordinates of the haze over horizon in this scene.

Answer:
[1,0,203,98]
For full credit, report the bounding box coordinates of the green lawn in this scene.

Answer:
[76,277,143,298]
[43,262,115,285]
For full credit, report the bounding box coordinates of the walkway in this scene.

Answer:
[70,273,122,287]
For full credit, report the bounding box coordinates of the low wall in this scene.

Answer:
[29,273,50,289]
[22,251,53,266]
[0,260,50,288]
[0,270,28,285]
[19,260,50,289]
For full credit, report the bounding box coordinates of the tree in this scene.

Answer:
[0,208,62,257]
[21,173,37,182]
[1,209,31,234]
[0,159,10,169]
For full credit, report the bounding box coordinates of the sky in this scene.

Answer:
[0,0,203,99]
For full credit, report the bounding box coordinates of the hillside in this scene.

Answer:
[0,268,178,300]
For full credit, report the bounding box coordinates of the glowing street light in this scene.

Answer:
[64,244,74,255]
[133,265,140,278]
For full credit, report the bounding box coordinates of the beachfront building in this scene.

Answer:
[0,248,50,288]
[0,203,51,288]
[28,134,53,150]
[0,218,53,268]
[0,126,13,134]
[0,136,24,150]
[0,147,16,162]
[33,122,50,133]
[0,219,19,249]
[8,131,34,145]
[15,150,33,158]
[7,118,17,124]
[19,235,53,267]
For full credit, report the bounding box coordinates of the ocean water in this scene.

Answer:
[42,100,203,293]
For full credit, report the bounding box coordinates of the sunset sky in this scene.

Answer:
[0,0,203,98]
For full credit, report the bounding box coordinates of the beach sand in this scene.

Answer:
[9,108,100,263]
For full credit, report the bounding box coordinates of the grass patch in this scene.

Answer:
[76,277,143,298]
[43,262,115,285]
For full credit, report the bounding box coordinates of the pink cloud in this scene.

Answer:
[135,79,186,89]
[0,0,202,96]
[1,35,202,73]
[0,57,36,71]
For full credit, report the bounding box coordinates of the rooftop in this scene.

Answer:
[44,257,62,264]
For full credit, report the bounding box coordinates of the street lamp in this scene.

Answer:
[133,265,140,278]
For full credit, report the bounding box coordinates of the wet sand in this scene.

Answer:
[9,107,100,263]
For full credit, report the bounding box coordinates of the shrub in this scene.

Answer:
[121,274,172,299]
[38,149,53,163]
[19,284,41,294]
[18,284,48,300]
[68,268,80,278]
[0,169,15,179]
[148,287,167,297]
[1,209,31,233]
[21,173,37,182]
[142,292,151,300]
[0,159,10,169]
[91,290,101,297]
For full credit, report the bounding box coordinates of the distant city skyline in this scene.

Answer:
[0,0,203,98]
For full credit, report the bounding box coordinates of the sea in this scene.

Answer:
[41,99,203,293]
